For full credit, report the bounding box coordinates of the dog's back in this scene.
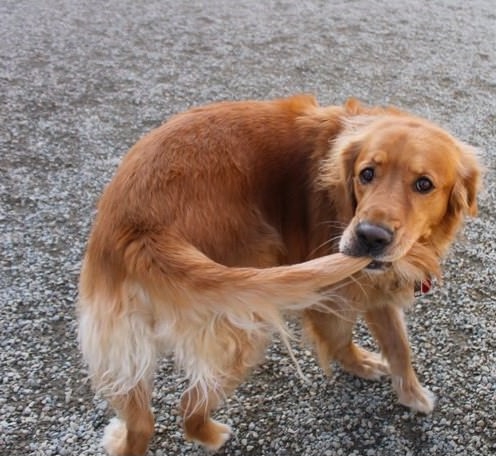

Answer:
[88,95,334,268]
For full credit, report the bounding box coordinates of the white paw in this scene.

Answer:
[394,378,436,414]
[102,418,128,456]
[358,351,391,380]
[341,347,391,380]
[203,420,232,452]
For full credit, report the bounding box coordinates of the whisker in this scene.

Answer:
[308,235,342,258]
[315,220,348,229]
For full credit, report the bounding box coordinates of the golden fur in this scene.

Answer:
[78,95,480,455]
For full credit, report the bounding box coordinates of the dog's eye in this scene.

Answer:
[415,177,434,193]
[359,167,375,184]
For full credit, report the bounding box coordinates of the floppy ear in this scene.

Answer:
[317,131,362,223]
[449,144,481,217]
[333,140,361,222]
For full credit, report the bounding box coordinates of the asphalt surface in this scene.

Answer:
[1,1,495,455]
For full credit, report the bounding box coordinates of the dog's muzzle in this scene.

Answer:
[342,222,394,270]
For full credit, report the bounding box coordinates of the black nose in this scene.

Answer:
[355,222,393,256]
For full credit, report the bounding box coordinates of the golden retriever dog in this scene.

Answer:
[78,95,480,455]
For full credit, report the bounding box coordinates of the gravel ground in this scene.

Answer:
[1,1,495,455]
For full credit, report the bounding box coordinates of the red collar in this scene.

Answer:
[414,277,433,297]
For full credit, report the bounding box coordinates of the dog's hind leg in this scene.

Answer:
[178,323,269,451]
[180,385,232,451]
[102,381,155,456]
[78,287,157,456]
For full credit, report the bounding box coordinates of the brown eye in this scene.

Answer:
[415,177,434,193]
[359,167,375,184]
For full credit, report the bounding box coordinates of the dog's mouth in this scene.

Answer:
[365,260,392,271]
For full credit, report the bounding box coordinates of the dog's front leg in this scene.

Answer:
[365,306,435,413]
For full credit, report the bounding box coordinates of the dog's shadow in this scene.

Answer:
[214,347,424,455]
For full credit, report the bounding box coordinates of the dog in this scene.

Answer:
[78,95,480,455]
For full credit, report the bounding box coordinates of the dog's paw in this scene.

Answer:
[341,345,390,380]
[186,418,232,452]
[102,417,152,456]
[102,418,128,456]
[203,420,232,452]
[393,377,436,414]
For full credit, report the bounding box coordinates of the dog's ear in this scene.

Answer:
[449,144,481,217]
[334,140,361,221]
[318,135,361,222]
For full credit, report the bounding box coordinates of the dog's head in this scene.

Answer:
[327,112,481,280]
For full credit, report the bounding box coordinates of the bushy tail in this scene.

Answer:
[123,235,369,314]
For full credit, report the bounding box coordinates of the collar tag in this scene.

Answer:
[414,278,433,297]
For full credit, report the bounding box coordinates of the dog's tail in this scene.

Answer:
[122,235,369,313]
